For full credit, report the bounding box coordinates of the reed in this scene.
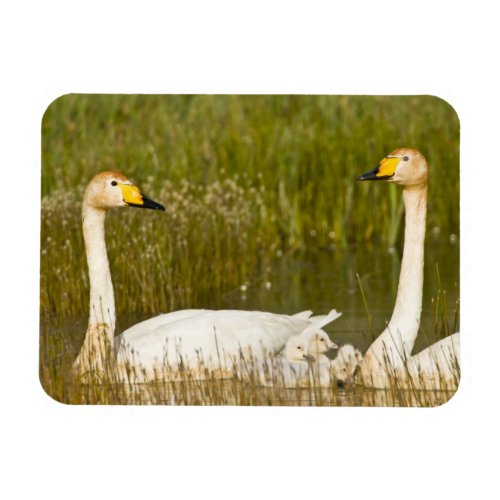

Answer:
[39,326,458,407]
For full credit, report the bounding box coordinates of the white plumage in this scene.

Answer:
[238,335,314,388]
[358,148,460,390]
[116,309,342,382]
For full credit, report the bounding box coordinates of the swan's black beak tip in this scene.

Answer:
[142,196,165,211]
[152,203,166,211]
[357,170,378,181]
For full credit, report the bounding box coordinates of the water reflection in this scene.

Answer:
[77,379,456,407]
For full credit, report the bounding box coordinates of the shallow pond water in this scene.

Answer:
[75,380,456,407]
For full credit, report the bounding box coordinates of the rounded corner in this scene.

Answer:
[422,94,460,128]
[41,93,75,127]
[38,371,74,406]
[428,376,462,409]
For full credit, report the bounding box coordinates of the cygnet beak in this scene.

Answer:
[327,341,339,351]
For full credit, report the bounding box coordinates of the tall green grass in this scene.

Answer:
[42,95,459,243]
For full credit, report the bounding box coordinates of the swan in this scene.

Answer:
[300,330,339,387]
[302,329,338,358]
[73,171,343,382]
[329,345,363,384]
[297,342,362,387]
[357,148,460,390]
[242,335,316,388]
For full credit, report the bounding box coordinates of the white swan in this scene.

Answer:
[329,345,363,384]
[294,342,362,388]
[73,171,343,382]
[357,148,460,390]
[301,330,340,387]
[302,329,338,358]
[239,335,316,387]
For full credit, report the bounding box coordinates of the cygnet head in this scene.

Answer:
[284,336,315,362]
[83,171,165,211]
[333,344,363,382]
[305,330,338,356]
[358,148,428,189]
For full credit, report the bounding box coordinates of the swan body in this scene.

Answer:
[398,332,460,391]
[116,308,341,381]
[114,308,315,351]
[357,148,460,390]
[73,171,342,382]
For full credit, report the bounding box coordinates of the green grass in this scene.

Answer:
[40,94,460,405]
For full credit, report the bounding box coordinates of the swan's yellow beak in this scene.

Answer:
[119,184,165,211]
[358,157,400,181]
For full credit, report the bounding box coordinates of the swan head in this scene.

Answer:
[304,330,338,356]
[83,171,165,211]
[358,148,428,188]
[284,336,315,363]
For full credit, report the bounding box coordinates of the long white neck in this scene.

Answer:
[73,203,116,375]
[362,184,427,382]
[387,186,427,348]
[82,205,116,330]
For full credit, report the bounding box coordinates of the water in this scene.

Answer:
[76,381,453,407]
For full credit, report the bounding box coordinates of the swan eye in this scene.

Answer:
[403,156,409,161]
[320,338,325,342]
[297,346,302,350]
[111,181,118,186]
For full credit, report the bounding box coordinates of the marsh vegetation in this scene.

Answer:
[40,95,459,405]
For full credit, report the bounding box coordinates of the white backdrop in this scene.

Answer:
[0,1,498,499]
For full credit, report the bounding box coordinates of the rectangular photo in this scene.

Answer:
[40,95,460,406]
